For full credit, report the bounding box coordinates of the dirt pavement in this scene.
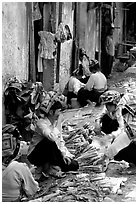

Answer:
[102,68,136,202]
[28,67,136,202]
[61,68,136,202]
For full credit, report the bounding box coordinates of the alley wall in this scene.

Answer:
[79,3,99,60]
[55,2,74,92]
[2,2,29,84]
[113,2,124,45]
[2,2,29,124]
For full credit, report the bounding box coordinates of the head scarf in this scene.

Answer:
[89,59,99,67]
[2,124,30,166]
[100,90,121,105]
[89,59,100,73]
[39,91,66,114]
[2,124,21,158]
[79,48,88,62]
[2,133,17,157]
[4,77,22,92]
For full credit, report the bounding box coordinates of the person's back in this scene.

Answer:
[77,59,107,107]
[94,71,107,90]
[86,71,107,91]
[2,161,39,202]
[68,76,84,94]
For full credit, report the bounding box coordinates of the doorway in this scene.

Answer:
[33,2,57,91]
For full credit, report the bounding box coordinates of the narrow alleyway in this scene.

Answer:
[2,2,136,202]
[27,66,136,202]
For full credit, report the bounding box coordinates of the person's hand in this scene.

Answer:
[93,153,110,172]
[81,83,85,88]
[82,75,86,79]
[63,156,71,165]
[94,120,101,135]
[94,128,101,135]
[93,153,107,165]
[19,141,30,155]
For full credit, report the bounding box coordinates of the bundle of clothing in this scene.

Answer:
[4,77,47,141]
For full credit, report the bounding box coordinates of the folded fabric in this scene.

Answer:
[38,31,56,59]
[105,131,131,159]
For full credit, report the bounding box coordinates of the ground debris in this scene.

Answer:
[96,176,127,194]
[26,69,136,202]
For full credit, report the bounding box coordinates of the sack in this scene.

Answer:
[63,81,69,96]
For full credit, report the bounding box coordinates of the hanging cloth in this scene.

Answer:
[37,44,43,72]
[38,31,57,59]
[55,22,72,43]
[33,2,42,21]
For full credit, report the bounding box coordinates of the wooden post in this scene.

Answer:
[56,2,62,83]
[124,9,127,53]
[98,4,102,66]
[76,2,80,69]
[27,2,36,82]
[71,2,80,74]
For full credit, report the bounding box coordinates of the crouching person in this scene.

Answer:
[64,69,85,108]
[77,59,107,107]
[94,90,136,169]
[2,124,39,202]
[27,91,79,180]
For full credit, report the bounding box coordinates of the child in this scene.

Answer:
[64,69,85,107]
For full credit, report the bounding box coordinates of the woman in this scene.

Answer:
[64,69,85,107]
[27,91,79,180]
[78,48,91,84]
[104,25,115,78]
[63,48,90,107]
[94,90,136,169]
[2,124,39,202]
[77,59,107,107]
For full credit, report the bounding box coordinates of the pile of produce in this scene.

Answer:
[63,122,105,173]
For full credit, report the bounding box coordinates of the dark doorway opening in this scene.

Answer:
[34,3,43,82]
